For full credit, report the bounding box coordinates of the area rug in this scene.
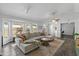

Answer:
[26,39,64,56]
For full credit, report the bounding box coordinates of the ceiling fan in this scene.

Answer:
[48,9,60,23]
[25,5,31,14]
[50,9,60,21]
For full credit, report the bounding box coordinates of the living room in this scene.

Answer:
[0,3,79,56]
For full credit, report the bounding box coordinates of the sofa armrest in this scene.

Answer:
[15,37,21,46]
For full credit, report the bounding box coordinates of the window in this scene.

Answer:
[32,24,37,33]
[12,24,22,37]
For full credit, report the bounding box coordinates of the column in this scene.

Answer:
[0,18,3,47]
[8,20,13,42]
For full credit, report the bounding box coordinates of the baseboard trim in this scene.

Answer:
[3,41,13,46]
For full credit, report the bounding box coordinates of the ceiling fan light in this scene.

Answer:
[52,20,55,23]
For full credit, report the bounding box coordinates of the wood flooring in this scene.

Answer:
[0,36,76,56]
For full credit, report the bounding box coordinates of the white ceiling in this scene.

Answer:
[0,3,79,22]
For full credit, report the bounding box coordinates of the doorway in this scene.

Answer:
[61,23,75,39]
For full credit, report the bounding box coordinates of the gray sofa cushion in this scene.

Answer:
[24,32,41,40]
[24,33,30,39]
[24,39,36,44]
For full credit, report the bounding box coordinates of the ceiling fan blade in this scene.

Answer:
[26,5,31,14]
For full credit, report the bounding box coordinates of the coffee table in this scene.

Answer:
[40,38,54,46]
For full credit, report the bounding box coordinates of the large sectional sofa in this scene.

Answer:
[15,32,44,54]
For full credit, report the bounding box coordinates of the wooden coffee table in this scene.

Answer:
[40,38,54,46]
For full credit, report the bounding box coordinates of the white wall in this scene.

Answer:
[61,23,74,35]
[41,12,79,38]
[0,18,2,47]
[1,12,79,40]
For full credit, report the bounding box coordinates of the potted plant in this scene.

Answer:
[74,33,79,40]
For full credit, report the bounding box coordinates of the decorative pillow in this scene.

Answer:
[18,34,27,43]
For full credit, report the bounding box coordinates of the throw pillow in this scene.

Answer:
[18,34,27,43]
